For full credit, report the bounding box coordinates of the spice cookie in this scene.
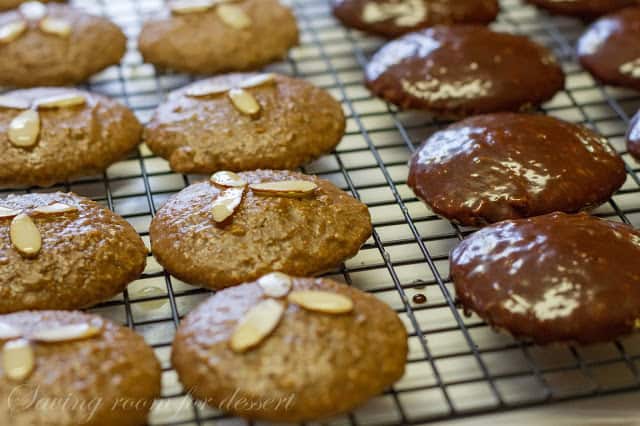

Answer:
[0,2,126,87]
[578,7,640,91]
[172,275,407,422]
[332,0,499,38]
[365,26,565,118]
[138,0,298,75]
[0,87,142,187]
[0,310,161,425]
[0,192,147,313]
[526,0,636,19]
[0,0,65,11]
[408,113,626,226]
[150,170,371,289]
[451,212,640,344]
[627,110,640,160]
[144,73,345,174]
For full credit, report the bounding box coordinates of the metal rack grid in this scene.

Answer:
[3,0,640,424]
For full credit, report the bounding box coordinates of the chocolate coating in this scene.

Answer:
[627,110,640,160]
[408,113,625,226]
[526,0,637,19]
[578,7,640,91]
[365,26,565,118]
[451,212,640,344]
[332,0,499,38]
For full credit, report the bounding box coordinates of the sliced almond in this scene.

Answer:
[230,299,284,353]
[35,93,86,109]
[31,323,102,342]
[8,109,40,148]
[0,207,21,219]
[228,88,260,116]
[33,202,78,215]
[0,95,30,110]
[19,1,47,21]
[170,0,215,14]
[257,272,292,298]
[216,4,251,29]
[185,82,230,97]
[212,187,244,223]
[0,20,27,44]
[39,17,72,37]
[288,290,354,314]
[10,213,41,258]
[211,171,247,188]
[239,73,276,90]
[2,338,34,381]
[249,180,318,198]
[0,323,22,340]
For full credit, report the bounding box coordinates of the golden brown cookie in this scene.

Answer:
[144,73,345,174]
[172,275,407,422]
[150,170,372,289]
[0,2,126,87]
[0,0,64,11]
[0,87,142,187]
[0,192,147,313]
[0,310,161,425]
[138,0,299,75]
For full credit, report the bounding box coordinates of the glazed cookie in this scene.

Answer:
[627,110,640,160]
[365,26,565,118]
[0,0,65,11]
[145,73,345,174]
[408,113,626,226]
[578,7,640,91]
[451,212,640,344]
[332,0,499,38]
[526,0,636,18]
[0,2,126,87]
[172,275,407,422]
[138,0,298,75]
[0,87,142,187]
[0,310,161,425]
[0,192,147,313]
[150,170,372,289]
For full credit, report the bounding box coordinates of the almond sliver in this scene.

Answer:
[216,4,251,29]
[0,20,27,44]
[185,82,230,97]
[227,88,260,116]
[10,213,42,258]
[2,338,34,381]
[0,207,21,219]
[170,0,215,14]
[288,290,354,314]
[239,73,276,89]
[230,299,284,353]
[31,323,102,343]
[39,17,72,37]
[211,171,247,188]
[212,187,244,223]
[257,272,292,298]
[8,109,40,148]
[35,93,86,109]
[0,322,22,340]
[249,180,318,197]
[33,203,78,215]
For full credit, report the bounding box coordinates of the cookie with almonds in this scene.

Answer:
[172,275,407,422]
[144,73,345,173]
[0,2,126,87]
[0,310,161,425]
[138,0,298,75]
[150,170,372,289]
[0,0,65,11]
[0,87,141,187]
[0,192,147,313]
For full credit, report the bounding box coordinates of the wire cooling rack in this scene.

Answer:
[2,0,640,424]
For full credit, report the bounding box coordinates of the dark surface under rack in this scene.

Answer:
[3,0,640,424]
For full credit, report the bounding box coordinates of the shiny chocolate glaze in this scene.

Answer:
[365,26,565,118]
[451,212,640,344]
[626,110,640,160]
[408,113,626,226]
[578,7,640,91]
[527,0,637,19]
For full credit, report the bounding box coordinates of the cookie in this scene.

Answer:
[0,2,126,87]
[332,0,499,38]
[0,0,65,11]
[408,113,626,226]
[172,275,407,422]
[0,87,142,187]
[364,26,565,118]
[144,73,345,174]
[627,110,640,160]
[0,192,147,313]
[150,170,371,289]
[526,0,636,18]
[451,212,640,344]
[578,7,640,91]
[138,0,298,75]
[0,310,161,425]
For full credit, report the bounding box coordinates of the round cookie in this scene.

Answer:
[0,2,126,87]
[0,310,161,425]
[526,0,637,19]
[0,192,147,313]
[578,7,640,91]
[408,113,626,226]
[150,170,372,289]
[332,0,499,38]
[144,73,345,174]
[0,0,65,11]
[138,0,298,75]
[0,87,142,187]
[627,110,640,161]
[364,26,565,118]
[451,212,640,344]
[172,275,407,422]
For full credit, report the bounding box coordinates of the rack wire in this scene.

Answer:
[3,0,640,424]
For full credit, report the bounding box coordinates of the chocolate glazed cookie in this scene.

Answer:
[451,212,640,344]
[408,113,626,226]
[526,0,637,19]
[365,26,565,118]
[332,0,499,38]
[627,110,640,160]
